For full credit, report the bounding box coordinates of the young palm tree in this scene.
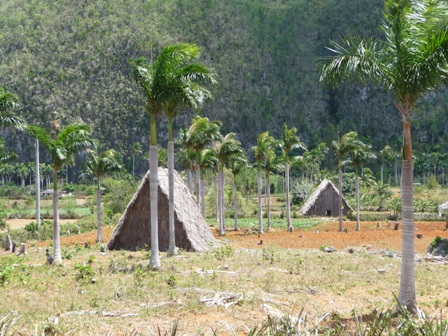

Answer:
[25,123,95,265]
[320,0,448,312]
[186,116,222,210]
[228,151,248,231]
[214,133,244,235]
[196,148,218,218]
[252,131,271,234]
[380,145,394,185]
[349,141,376,231]
[162,44,217,256]
[280,123,306,232]
[86,149,122,243]
[332,131,360,232]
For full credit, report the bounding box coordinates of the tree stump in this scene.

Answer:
[394,222,400,230]
[18,243,26,255]
[4,235,12,251]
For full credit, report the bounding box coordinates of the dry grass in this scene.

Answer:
[1,231,448,335]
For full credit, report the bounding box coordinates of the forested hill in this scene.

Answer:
[1,0,448,166]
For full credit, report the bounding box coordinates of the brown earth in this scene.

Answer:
[43,220,448,254]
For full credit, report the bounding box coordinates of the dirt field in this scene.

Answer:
[43,220,448,255]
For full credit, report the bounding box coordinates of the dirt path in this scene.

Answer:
[47,220,448,254]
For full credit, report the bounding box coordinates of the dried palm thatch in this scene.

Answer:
[300,179,352,217]
[107,168,217,252]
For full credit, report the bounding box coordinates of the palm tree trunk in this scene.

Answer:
[196,165,201,208]
[215,175,219,223]
[258,168,263,234]
[167,140,177,256]
[96,188,103,242]
[35,140,41,231]
[233,175,238,230]
[285,161,291,231]
[52,169,62,265]
[338,166,343,232]
[267,172,271,232]
[149,145,161,270]
[398,112,416,312]
[355,174,360,231]
[132,155,135,177]
[219,168,225,235]
[201,176,205,218]
[380,163,384,185]
[187,169,192,193]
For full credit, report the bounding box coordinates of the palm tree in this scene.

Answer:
[332,131,360,232]
[162,44,217,256]
[131,44,214,268]
[252,131,271,234]
[380,145,394,185]
[214,133,244,235]
[186,116,222,210]
[228,151,248,231]
[196,148,218,219]
[349,140,376,231]
[25,123,95,265]
[263,141,281,232]
[176,128,194,192]
[280,123,306,232]
[320,0,448,312]
[86,149,122,243]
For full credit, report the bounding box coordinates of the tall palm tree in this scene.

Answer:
[280,123,306,232]
[263,142,280,232]
[86,149,122,243]
[130,43,214,267]
[162,43,217,256]
[25,123,95,265]
[252,131,271,234]
[214,133,244,235]
[349,140,376,231]
[320,0,448,312]
[332,131,360,232]
[228,151,248,231]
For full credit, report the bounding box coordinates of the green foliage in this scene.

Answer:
[430,236,442,249]
[75,263,94,283]
[211,245,234,260]
[102,177,137,215]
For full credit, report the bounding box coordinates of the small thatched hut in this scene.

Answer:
[300,179,352,217]
[107,168,217,252]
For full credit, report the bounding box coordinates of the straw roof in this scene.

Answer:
[300,179,352,216]
[107,168,217,252]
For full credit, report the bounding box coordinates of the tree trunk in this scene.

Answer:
[96,189,103,243]
[167,140,177,256]
[267,172,271,232]
[219,168,225,235]
[4,235,11,251]
[380,163,384,185]
[52,170,62,265]
[21,177,25,188]
[338,166,343,232]
[355,174,360,231]
[398,112,417,312]
[233,176,238,231]
[196,165,201,209]
[258,169,263,234]
[35,139,41,231]
[285,161,291,231]
[149,145,161,270]
[187,169,192,193]
[215,175,219,223]
[201,176,206,219]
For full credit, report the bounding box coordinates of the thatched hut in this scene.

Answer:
[107,168,217,252]
[300,179,352,217]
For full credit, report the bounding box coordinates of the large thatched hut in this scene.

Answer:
[107,168,217,252]
[300,179,352,217]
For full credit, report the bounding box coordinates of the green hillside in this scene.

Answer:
[1,0,447,175]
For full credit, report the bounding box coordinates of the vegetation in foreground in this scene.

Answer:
[1,239,448,335]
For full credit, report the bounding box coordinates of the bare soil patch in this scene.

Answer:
[6,218,80,230]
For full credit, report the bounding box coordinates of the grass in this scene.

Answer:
[211,217,324,231]
[1,239,448,334]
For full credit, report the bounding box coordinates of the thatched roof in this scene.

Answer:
[300,179,352,216]
[107,168,217,252]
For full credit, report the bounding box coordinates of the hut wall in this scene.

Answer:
[305,185,350,217]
